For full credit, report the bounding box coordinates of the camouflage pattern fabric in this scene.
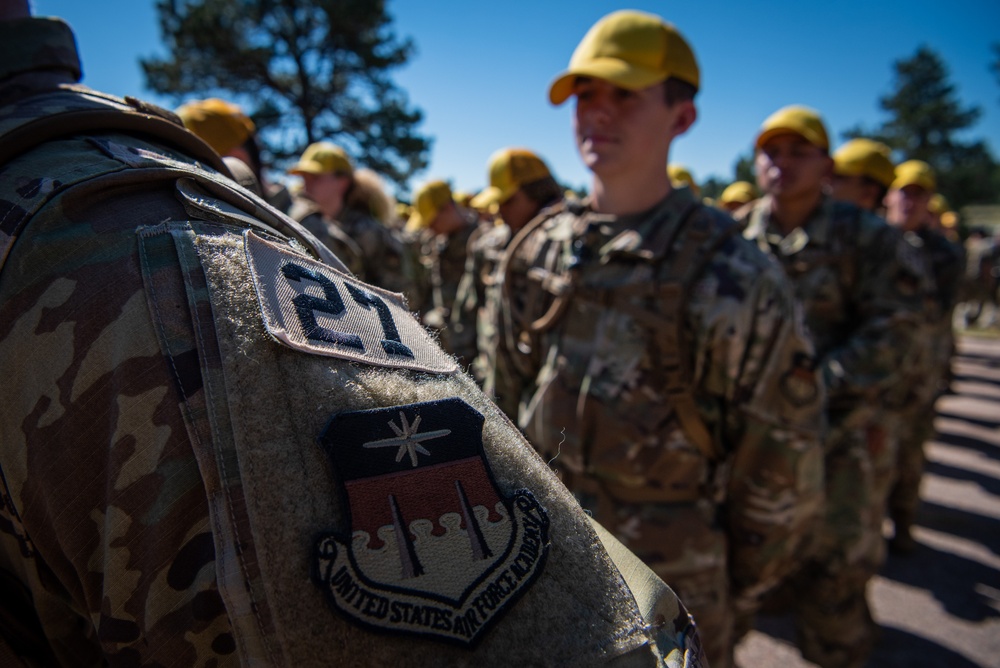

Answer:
[288,196,410,299]
[496,188,826,668]
[738,195,930,668]
[451,223,512,389]
[0,17,705,667]
[409,215,478,362]
[886,227,964,546]
[288,195,367,276]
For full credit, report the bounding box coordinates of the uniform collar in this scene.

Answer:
[745,194,833,256]
[576,186,698,262]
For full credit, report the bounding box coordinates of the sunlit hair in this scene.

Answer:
[346,168,397,225]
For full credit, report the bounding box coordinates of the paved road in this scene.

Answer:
[735,335,1000,668]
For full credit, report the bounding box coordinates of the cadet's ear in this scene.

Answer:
[670,100,697,139]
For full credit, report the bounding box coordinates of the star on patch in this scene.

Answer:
[363,412,451,467]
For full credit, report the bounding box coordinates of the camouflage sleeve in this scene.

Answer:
[822,220,928,406]
[690,247,825,609]
[0,137,683,665]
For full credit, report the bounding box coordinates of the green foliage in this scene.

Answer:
[733,151,755,185]
[141,0,431,190]
[842,46,999,209]
[700,176,725,202]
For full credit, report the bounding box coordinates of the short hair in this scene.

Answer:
[521,176,564,208]
[663,77,697,106]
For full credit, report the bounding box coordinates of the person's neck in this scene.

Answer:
[590,173,672,217]
[769,190,823,235]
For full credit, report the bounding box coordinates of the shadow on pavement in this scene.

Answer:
[865,625,983,667]
[879,533,1000,622]
[923,458,1000,498]
[917,499,1000,557]
[932,427,1000,461]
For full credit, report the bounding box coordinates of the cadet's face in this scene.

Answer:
[885,184,932,229]
[572,77,680,179]
[302,172,350,216]
[755,134,832,202]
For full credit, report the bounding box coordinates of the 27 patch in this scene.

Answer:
[313,398,549,647]
[245,231,458,374]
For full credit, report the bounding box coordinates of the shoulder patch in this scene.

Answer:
[245,231,458,374]
[312,398,549,647]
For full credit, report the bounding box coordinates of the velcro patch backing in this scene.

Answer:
[245,231,457,374]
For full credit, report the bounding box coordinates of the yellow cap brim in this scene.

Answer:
[755,127,827,152]
[548,59,666,105]
[471,187,502,210]
[287,160,324,176]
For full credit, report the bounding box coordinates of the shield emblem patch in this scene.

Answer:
[313,398,549,646]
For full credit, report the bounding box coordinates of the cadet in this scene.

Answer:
[883,160,964,554]
[287,141,409,295]
[176,97,293,213]
[736,106,928,668]
[0,5,704,665]
[457,148,564,406]
[403,180,480,360]
[494,12,825,668]
[830,138,896,214]
[716,181,757,213]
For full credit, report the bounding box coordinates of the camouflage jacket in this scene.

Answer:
[289,197,409,298]
[884,227,963,409]
[496,188,825,605]
[288,195,367,276]
[452,222,513,386]
[0,17,704,667]
[738,196,929,415]
[410,215,479,361]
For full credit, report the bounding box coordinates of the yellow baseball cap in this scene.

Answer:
[755,105,830,152]
[548,10,699,106]
[891,160,936,192]
[176,98,256,156]
[940,211,958,228]
[833,138,896,188]
[667,164,700,197]
[719,181,757,206]
[287,142,353,176]
[407,180,453,232]
[470,148,552,209]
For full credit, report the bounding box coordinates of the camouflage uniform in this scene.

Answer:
[738,195,929,668]
[410,212,479,362]
[452,223,512,389]
[0,17,704,666]
[497,189,826,668]
[289,196,409,297]
[885,227,964,550]
[289,195,367,275]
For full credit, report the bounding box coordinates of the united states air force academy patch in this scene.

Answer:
[244,230,458,374]
[313,398,550,646]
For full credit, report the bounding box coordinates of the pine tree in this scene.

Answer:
[843,46,998,209]
[142,0,430,190]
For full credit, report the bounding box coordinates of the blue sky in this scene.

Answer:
[33,1,1000,197]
